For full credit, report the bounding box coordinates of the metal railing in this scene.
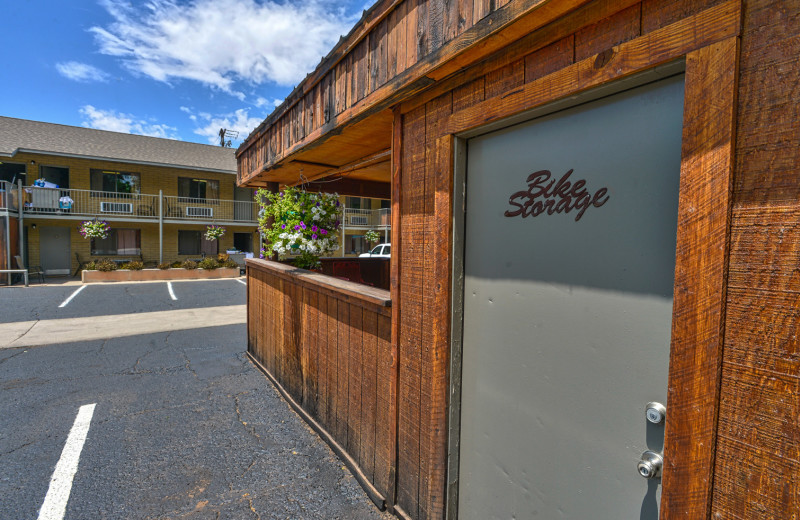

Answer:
[0,181,20,212]
[162,195,258,222]
[343,207,391,228]
[18,186,259,223]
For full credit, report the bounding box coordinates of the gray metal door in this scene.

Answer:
[40,226,71,275]
[458,75,684,519]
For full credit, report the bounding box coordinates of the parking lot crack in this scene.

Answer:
[0,349,27,366]
[234,393,261,443]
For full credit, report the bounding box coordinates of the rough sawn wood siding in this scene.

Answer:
[243,0,800,518]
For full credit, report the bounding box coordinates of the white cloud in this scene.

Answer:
[185,108,263,145]
[80,105,178,139]
[254,96,283,108]
[90,0,356,96]
[56,61,110,83]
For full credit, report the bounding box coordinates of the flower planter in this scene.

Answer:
[81,267,240,283]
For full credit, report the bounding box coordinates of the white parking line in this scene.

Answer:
[58,286,86,308]
[235,279,246,285]
[167,282,177,300]
[38,403,97,520]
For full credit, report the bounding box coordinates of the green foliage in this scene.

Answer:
[205,225,226,241]
[157,262,171,270]
[182,260,198,270]
[198,257,219,270]
[95,259,117,272]
[221,258,239,269]
[256,186,341,270]
[119,260,144,270]
[364,229,380,244]
[171,261,183,268]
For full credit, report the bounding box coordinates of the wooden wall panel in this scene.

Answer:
[712,0,800,517]
[247,260,393,503]
[397,103,427,518]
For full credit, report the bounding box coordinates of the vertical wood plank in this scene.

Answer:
[317,292,329,427]
[327,296,339,442]
[337,300,350,447]
[397,102,427,518]
[348,304,364,463]
[406,0,420,71]
[574,3,642,62]
[388,106,404,511]
[457,0,473,36]
[524,35,575,84]
[376,312,395,497]
[360,309,379,486]
[660,37,739,519]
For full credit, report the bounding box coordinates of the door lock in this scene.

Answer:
[637,451,663,479]
[645,401,667,424]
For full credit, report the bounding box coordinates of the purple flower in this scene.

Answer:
[311,224,318,232]
[315,202,320,207]
[312,234,318,240]
[299,222,307,229]
[335,201,340,206]
[281,224,286,229]
[294,225,301,231]
[320,229,327,235]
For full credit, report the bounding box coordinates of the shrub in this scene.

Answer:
[182,260,198,270]
[221,258,239,269]
[96,259,117,272]
[171,261,183,268]
[157,262,171,270]
[120,260,144,270]
[198,257,219,270]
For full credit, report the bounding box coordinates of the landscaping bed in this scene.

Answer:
[82,267,240,283]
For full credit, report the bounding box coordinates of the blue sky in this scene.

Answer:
[1,0,370,147]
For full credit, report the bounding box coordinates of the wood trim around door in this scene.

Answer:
[660,36,740,520]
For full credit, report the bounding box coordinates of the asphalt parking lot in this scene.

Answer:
[0,279,390,519]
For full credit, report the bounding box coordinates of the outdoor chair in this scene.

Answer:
[74,252,89,276]
[14,255,45,284]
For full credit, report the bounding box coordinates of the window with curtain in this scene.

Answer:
[178,177,219,201]
[90,169,140,195]
[91,229,141,255]
[178,230,218,256]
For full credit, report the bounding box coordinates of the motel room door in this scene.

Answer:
[39,226,71,276]
[457,75,684,519]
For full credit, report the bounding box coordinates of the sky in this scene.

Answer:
[1,0,372,147]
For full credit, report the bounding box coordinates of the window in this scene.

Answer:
[178,177,219,201]
[39,165,69,188]
[90,169,140,195]
[0,162,26,185]
[380,199,391,209]
[178,230,218,256]
[91,229,141,255]
[233,232,253,253]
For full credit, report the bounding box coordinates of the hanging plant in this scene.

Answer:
[256,186,341,270]
[364,229,380,245]
[205,224,226,241]
[78,220,110,239]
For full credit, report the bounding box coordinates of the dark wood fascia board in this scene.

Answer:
[237,0,593,161]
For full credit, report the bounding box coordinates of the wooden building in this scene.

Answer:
[238,0,798,518]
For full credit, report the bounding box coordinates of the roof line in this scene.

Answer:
[3,148,236,175]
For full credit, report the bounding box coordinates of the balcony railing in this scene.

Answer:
[18,186,259,223]
[0,181,20,212]
[343,207,391,228]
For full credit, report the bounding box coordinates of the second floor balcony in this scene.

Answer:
[3,183,259,224]
[342,207,391,229]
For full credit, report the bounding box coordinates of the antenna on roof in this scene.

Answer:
[219,128,239,147]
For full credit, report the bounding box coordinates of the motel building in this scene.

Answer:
[236,1,799,520]
[0,116,262,279]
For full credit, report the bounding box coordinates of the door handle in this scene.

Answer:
[637,451,663,479]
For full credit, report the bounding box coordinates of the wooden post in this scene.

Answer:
[264,181,280,261]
